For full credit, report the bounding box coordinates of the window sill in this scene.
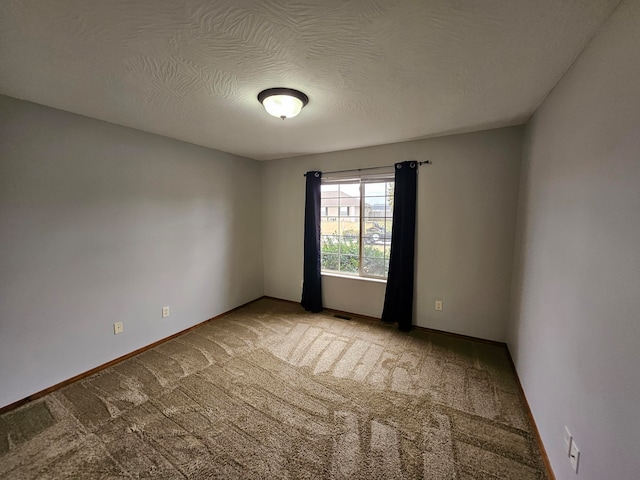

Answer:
[321,272,387,284]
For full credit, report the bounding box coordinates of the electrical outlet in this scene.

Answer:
[162,306,170,318]
[569,440,580,473]
[435,300,443,311]
[563,426,573,457]
[113,322,124,335]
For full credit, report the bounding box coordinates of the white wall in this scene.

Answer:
[0,96,264,409]
[263,127,523,341]
[509,1,640,479]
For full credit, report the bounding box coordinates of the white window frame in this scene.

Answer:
[320,173,394,280]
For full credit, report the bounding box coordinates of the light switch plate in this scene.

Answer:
[113,322,124,335]
[563,426,573,456]
[569,440,580,473]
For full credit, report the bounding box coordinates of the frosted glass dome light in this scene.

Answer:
[258,88,309,119]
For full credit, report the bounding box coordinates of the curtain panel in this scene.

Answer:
[301,171,323,312]
[381,161,418,331]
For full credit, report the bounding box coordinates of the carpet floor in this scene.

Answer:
[0,298,549,479]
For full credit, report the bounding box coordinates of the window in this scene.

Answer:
[320,175,394,279]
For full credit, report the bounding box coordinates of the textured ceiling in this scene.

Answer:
[0,0,620,160]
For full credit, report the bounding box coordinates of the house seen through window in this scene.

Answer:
[320,175,394,279]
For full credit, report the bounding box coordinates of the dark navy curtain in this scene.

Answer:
[301,171,323,312]
[381,161,418,331]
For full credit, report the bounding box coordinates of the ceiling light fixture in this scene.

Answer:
[258,88,309,120]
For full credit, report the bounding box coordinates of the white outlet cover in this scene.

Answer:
[162,306,170,318]
[113,322,124,335]
[563,426,573,456]
[569,440,580,473]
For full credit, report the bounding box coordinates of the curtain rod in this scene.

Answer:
[303,160,431,176]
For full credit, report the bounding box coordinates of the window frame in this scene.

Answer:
[320,173,394,280]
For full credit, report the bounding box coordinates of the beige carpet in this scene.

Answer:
[0,298,549,479]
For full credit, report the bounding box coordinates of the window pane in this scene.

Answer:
[321,178,392,279]
[363,256,385,277]
[363,217,389,245]
[341,230,359,247]
[337,233,359,261]
[321,236,340,263]
[321,185,340,198]
[386,205,393,218]
[339,212,359,229]
[363,244,384,259]
[321,211,338,235]
[363,182,386,196]
[339,183,360,197]
[339,254,359,273]
[321,253,340,272]
[321,234,339,245]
